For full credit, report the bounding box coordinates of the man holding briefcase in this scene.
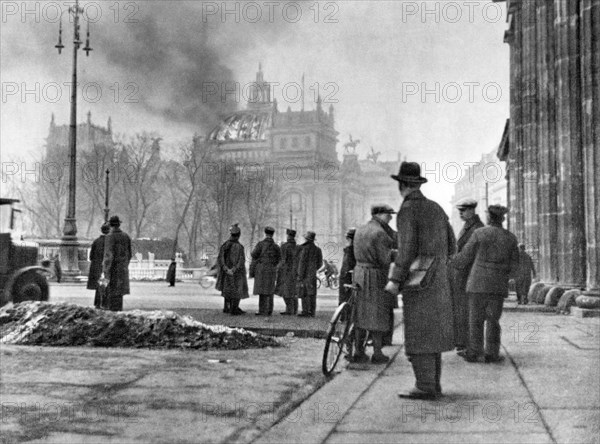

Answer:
[385,162,456,400]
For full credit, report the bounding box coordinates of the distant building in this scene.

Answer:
[46,111,113,159]
[207,65,401,249]
[450,147,508,233]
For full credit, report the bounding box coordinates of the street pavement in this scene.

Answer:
[256,310,600,444]
[7,282,600,443]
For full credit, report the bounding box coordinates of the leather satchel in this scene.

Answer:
[389,256,438,292]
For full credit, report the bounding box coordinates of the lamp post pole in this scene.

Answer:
[55,0,93,280]
[104,169,110,222]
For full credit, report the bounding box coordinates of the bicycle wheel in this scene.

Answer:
[322,303,352,376]
[331,277,339,290]
[316,277,322,289]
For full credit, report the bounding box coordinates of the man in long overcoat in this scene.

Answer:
[102,215,132,312]
[515,243,536,305]
[297,231,323,317]
[216,224,249,316]
[275,229,300,315]
[385,162,456,399]
[251,226,281,316]
[166,258,177,287]
[353,205,397,363]
[454,205,519,363]
[450,198,484,352]
[88,223,110,308]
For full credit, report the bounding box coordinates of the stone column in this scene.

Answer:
[507,4,525,240]
[522,1,540,261]
[581,0,600,296]
[554,0,587,287]
[535,0,560,284]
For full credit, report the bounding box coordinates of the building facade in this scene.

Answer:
[207,66,401,252]
[497,0,599,297]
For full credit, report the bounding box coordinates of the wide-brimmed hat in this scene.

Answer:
[371,204,396,215]
[304,231,316,242]
[391,161,428,184]
[487,205,509,217]
[264,226,275,235]
[230,223,241,235]
[108,215,121,227]
[456,198,478,210]
[286,228,297,237]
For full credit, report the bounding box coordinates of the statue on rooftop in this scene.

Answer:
[343,134,360,154]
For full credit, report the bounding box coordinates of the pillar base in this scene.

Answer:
[59,236,82,283]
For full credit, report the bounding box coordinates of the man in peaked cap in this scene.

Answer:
[250,226,281,316]
[453,205,519,363]
[216,224,249,315]
[339,228,357,310]
[450,197,484,354]
[102,215,132,311]
[386,162,456,399]
[352,205,397,364]
[297,231,323,317]
[276,229,300,315]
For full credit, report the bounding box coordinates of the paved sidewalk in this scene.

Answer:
[256,311,600,444]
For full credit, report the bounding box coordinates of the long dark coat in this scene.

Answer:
[450,215,484,287]
[338,244,356,304]
[353,219,396,332]
[390,190,456,354]
[250,237,281,295]
[275,240,299,299]
[87,234,106,290]
[166,262,177,284]
[454,223,520,297]
[296,241,323,297]
[216,237,249,300]
[102,228,132,297]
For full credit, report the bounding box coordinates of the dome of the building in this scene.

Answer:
[208,111,272,142]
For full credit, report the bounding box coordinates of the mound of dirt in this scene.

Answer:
[0,302,280,350]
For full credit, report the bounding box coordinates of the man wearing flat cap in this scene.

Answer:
[251,226,281,316]
[453,205,519,363]
[450,198,484,353]
[297,231,323,317]
[216,224,249,315]
[102,215,132,312]
[276,229,300,315]
[385,162,456,399]
[352,205,397,363]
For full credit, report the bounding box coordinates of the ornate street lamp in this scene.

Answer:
[55,0,93,280]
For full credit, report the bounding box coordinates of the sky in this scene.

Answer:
[1,0,509,210]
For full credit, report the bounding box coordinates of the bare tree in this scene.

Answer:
[113,132,163,238]
[241,165,280,246]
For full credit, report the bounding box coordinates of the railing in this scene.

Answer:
[128,266,206,281]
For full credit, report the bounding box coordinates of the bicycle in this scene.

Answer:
[316,271,339,290]
[322,283,369,376]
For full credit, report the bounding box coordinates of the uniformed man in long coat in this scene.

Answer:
[275,229,300,315]
[216,224,249,316]
[385,162,456,400]
[166,258,177,287]
[353,205,397,364]
[297,231,323,317]
[88,223,110,308]
[450,198,484,353]
[102,215,132,312]
[251,226,281,316]
[515,243,536,305]
[454,205,519,363]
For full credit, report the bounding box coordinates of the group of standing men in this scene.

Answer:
[87,215,132,312]
[343,161,532,400]
[215,224,324,317]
